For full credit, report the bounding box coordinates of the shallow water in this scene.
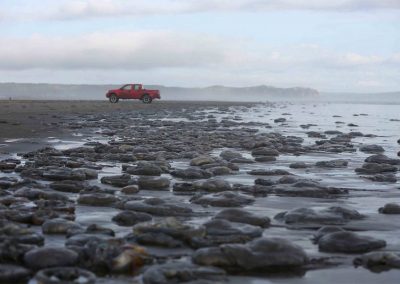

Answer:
[3,102,400,283]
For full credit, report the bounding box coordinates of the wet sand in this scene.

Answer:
[0,100,254,139]
[0,100,400,284]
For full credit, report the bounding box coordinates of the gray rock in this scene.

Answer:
[131,217,203,248]
[193,237,308,271]
[273,182,348,198]
[42,167,87,181]
[14,187,68,201]
[100,174,135,187]
[214,208,270,228]
[289,162,309,169]
[251,147,280,157]
[0,223,44,246]
[193,178,232,192]
[355,163,397,174]
[359,144,385,154]
[230,157,255,164]
[77,193,117,206]
[191,219,263,248]
[138,176,170,190]
[190,191,254,207]
[171,168,212,179]
[274,118,287,123]
[379,203,400,214]
[312,226,345,244]
[275,206,363,226]
[207,166,232,176]
[142,262,226,284]
[315,159,348,168]
[248,169,291,176]
[42,218,82,234]
[0,264,31,283]
[220,150,243,161]
[24,247,79,270]
[49,180,85,193]
[124,198,193,216]
[364,174,397,183]
[365,154,400,165]
[318,231,386,253]
[126,162,162,176]
[121,185,139,194]
[112,211,152,226]
[34,267,96,284]
[190,156,217,166]
[354,252,400,271]
[254,178,274,186]
[254,156,277,162]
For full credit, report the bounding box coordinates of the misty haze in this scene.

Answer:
[0,1,399,284]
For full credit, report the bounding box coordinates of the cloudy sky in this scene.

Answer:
[0,0,399,92]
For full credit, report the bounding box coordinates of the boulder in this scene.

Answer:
[214,208,270,228]
[378,203,400,214]
[138,177,170,190]
[359,145,385,154]
[190,156,216,166]
[275,206,363,226]
[355,163,397,174]
[170,168,212,179]
[190,191,254,207]
[318,231,386,253]
[315,159,348,168]
[220,150,243,161]
[124,198,193,216]
[34,267,96,284]
[354,252,400,271]
[126,162,162,176]
[251,147,280,157]
[0,264,31,283]
[121,185,140,194]
[24,247,79,270]
[131,217,203,248]
[42,218,82,234]
[142,262,226,284]
[248,169,292,176]
[191,219,263,248]
[77,193,117,207]
[100,174,135,187]
[112,211,152,226]
[289,162,309,169]
[365,154,400,165]
[193,237,308,272]
[364,174,397,183]
[193,178,232,192]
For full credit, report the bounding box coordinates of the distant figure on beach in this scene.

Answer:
[9,97,12,101]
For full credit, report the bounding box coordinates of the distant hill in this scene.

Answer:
[320,92,400,104]
[0,83,319,101]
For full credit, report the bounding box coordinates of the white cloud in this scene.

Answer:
[0,31,396,72]
[0,31,245,70]
[0,31,398,92]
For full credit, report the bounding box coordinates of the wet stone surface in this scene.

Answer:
[0,101,399,283]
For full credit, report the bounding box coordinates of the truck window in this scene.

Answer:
[121,85,132,90]
[134,85,140,90]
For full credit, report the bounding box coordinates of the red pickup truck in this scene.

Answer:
[106,84,160,104]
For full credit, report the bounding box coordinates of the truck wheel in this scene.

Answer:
[142,94,152,104]
[109,94,119,103]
